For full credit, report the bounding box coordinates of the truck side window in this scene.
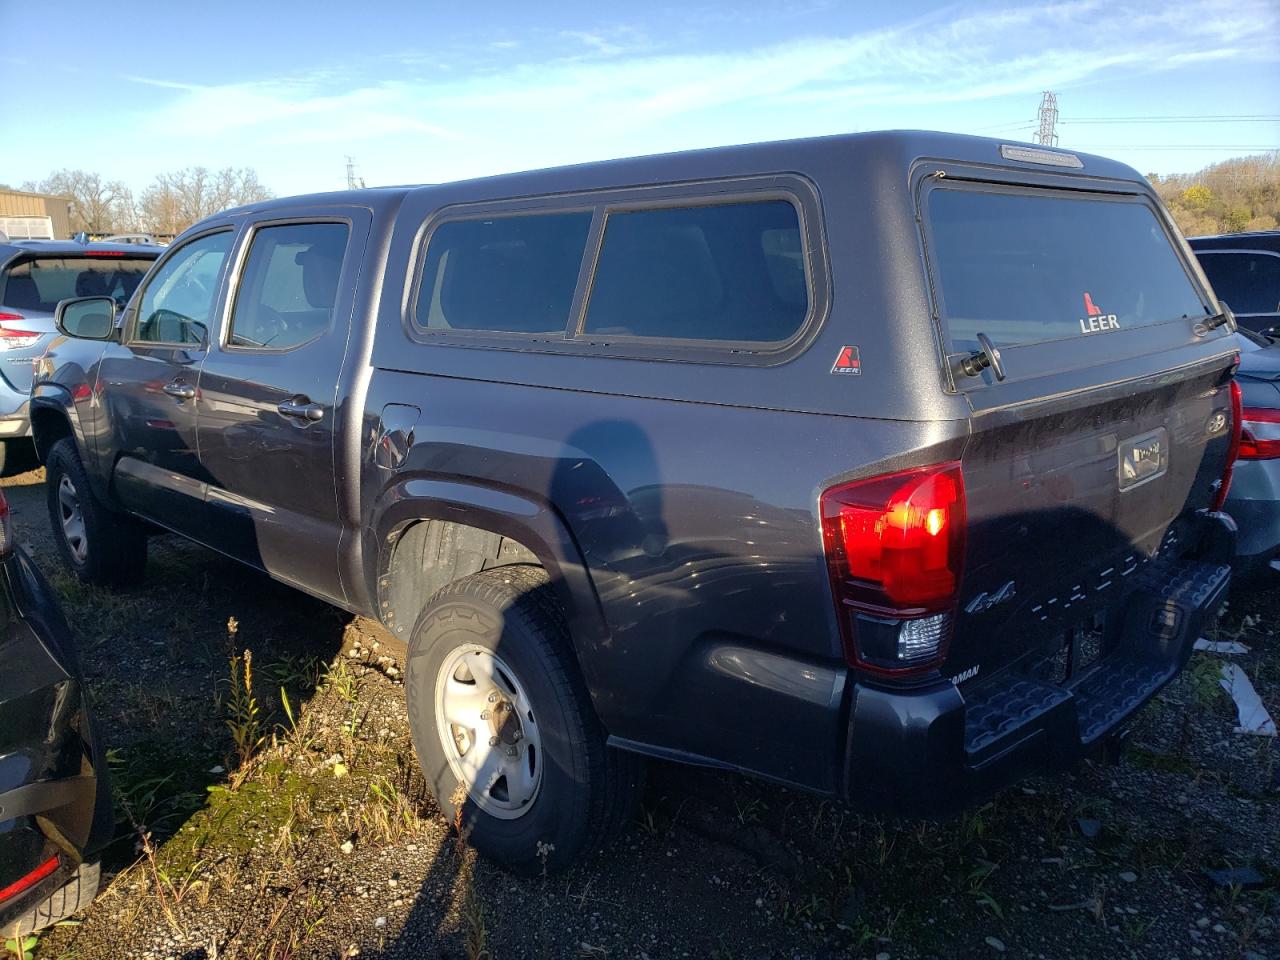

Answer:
[415,212,591,335]
[228,222,351,350]
[133,231,233,345]
[582,200,808,343]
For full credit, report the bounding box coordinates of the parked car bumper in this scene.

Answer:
[0,548,109,934]
[842,513,1234,814]
[1224,458,1280,573]
[0,372,31,438]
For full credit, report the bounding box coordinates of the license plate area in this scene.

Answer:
[1118,427,1168,491]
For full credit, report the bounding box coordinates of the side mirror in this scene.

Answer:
[55,297,116,341]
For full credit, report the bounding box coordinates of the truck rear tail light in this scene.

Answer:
[821,462,966,675]
[0,854,58,906]
[1239,406,1280,461]
[1213,381,1244,511]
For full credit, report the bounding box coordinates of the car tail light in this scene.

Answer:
[821,462,966,675]
[0,322,42,351]
[0,311,23,321]
[0,488,11,557]
[1239,406,1280,460]
[0,854,59,906]
[1213,381,1244,511]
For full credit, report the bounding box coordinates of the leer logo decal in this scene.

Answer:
[831,345,861,375]
[1079,291,1120,334]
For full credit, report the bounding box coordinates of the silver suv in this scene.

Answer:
[0,240,161,470]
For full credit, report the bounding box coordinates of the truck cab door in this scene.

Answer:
[99,228,235,537]
[195,212,368,604]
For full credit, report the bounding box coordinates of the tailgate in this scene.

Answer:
[921,176,1238,680]
[952,359,1234,678]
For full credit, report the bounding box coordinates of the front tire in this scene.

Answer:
[44,438,147,587]
[406,565,641,875]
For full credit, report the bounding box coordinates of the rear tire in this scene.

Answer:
[0,860,100,938]
[44,438,147,587]
[405,564,641,875]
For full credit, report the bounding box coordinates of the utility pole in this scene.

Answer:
[1034,91,1059,147]
[345,156,366,190]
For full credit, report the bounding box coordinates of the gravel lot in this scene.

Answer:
[1,463,1276,960]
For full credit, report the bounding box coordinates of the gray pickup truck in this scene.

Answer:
[31,131,1241,874]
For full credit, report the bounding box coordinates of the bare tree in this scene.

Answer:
[21,170,136,234]
[137,167,273,235]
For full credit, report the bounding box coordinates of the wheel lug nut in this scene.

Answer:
[487,693,498,703]
[488,736,499,747]
[511,730,522,741]
[506,747,517,757]
[479,711,488,720]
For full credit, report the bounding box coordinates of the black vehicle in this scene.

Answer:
[1188,230,1280,337]
[0,488,110,937]
[1187,233,1280,574]
[31,132,1238,874]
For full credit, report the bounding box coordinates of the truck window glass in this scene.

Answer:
[134,232,233,345]
[582,200,808,343]
[228,222,351,350]
[1,257,154,313]
[415,212,591,335]
[1196,251,1280,315]
[928,190,1208,351]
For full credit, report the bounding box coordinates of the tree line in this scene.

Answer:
[10,167,274,237]
[1149,152,1279,238]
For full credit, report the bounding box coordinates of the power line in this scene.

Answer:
[1063,115,1279,123]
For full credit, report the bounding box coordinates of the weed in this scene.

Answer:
[226,637,265,775]
[322,657,360,704]
[1188,655,1225,710]
[2,935,38,960]
[734,796,765,825]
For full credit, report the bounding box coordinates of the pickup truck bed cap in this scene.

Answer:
[218,130,1145,218]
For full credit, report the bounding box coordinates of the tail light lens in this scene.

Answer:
[821,462,966,675]
[0,320,42,351]
[1239,405,1280,460]
[1213,381,1244,511]
[0,854,58,905]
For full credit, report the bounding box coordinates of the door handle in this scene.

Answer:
[277,398,324,422]
[162,381,196,399]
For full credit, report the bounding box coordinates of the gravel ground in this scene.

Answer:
[1,463,1276,960]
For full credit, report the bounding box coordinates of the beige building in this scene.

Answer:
[0,189,72,239]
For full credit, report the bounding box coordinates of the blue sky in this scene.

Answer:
[2,0,1277,196]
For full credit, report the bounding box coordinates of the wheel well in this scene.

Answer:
[30,406,72,462]
[380,518,541,642]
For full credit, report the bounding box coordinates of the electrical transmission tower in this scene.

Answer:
[1034,92,1059,147]
[345,156,366,190]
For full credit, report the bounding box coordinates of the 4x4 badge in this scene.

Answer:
[831,345,861,375]
[965,580,1017,614]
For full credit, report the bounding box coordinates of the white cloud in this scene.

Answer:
[109,0,1277,189]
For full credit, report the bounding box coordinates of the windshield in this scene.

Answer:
[0,255,156,314]
[928,189,1209,351]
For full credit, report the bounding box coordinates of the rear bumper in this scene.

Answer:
[842,515,1234,814]
[0,374,30,437]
